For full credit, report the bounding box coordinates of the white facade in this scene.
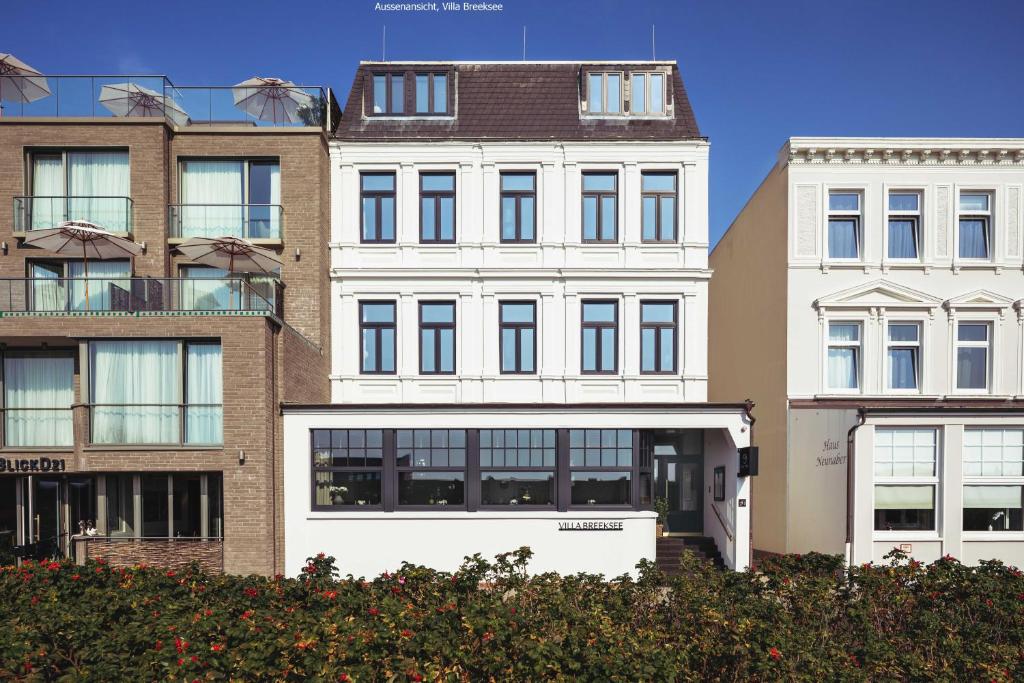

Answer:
[781,138,1024,565]
[327,140,711,404]
[283,61,753,578]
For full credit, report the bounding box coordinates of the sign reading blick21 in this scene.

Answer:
[0,457,67,473]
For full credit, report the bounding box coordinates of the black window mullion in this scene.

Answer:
[383,430,396,511]
[557,429,569,512]
[467,430,480,512]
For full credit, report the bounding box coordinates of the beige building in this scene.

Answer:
[711,138,1024,565]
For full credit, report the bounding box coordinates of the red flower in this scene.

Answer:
[411,674,423,682]
[154,640,163,651]
[391,586,402,594]
[71,574,80,581]
[47,561,60,571]
[244,587,258,597]
[211,644,223,652]
[166,570,176,578]
[175,636,189,654]
[177,658,184,667]
[241,610,254,620]
[190,655,199,663]
[323,590,337,600]
[400,629,413,638]
[368,608,380,616]
[482,631,494,641]
[769,647,782,660]
[317,552,326,559]
[338,675,350,682]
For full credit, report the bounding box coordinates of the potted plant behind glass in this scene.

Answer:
[654,497,669,538]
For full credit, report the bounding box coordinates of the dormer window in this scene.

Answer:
[372,73,404,114]
[415,73,448,114]
[587,72,622,114]
[630,72,665,115]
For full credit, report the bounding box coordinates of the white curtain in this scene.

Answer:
[90,340,178,444]
[185,344,222,445]
[888,219,917,258]
[4,355,74,447]
[29,263,65,311]
[268,164,280,238]
[67,152,130,231]
[181,266,232,311]
[31,156,64,229]
[875,485,934,510]
[964,486,1022,509]
[889,349,917,389]
[959,219,988,259]
[828,219,858,258]
[828,324,859,389]
[68,260,130,311]
[180,161,243,238]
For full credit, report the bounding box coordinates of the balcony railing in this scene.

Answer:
[168,204,283,240]
[14,196,133,233]
[73,536,224,573]
[0,277,278,316]
[0,75,338,130]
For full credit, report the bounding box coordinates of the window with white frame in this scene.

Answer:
[888,192,920,259]
[955,322,991,392]
[963,428,1023,532]
[887,323,921,391]
[874,428,938,532]
[586,72,622,114]
[827,192,861,259]
[827,322,861,391]
[958,193,991,259]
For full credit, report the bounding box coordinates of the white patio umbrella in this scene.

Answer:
[98,82,190,126]
[0,53,50,104]
[232,77,313,124]
[23,220,142,310]
[176,236,281,309]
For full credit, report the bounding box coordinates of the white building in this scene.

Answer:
[710,138,1024,567]
[283,61,753,577]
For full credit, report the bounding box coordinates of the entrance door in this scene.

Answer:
[654,438,703,533]
[32,478,62,559]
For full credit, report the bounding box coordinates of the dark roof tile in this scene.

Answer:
[334,62,702,142]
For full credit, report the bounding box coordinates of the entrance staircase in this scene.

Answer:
[655,535,724,574]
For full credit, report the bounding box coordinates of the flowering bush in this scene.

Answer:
[0,548,1021,681]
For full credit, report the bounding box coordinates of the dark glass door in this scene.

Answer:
[33,478,62,558]
[654,438,703,533]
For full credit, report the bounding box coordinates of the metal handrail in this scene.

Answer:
[13,195,134,233]
[710,501,734,543]
[0,276,277,315]
[0,75,330,129]
[168,203,283,240]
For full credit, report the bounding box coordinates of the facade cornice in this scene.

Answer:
[781,138,1024,168]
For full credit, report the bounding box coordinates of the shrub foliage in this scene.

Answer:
[0,548,1022,681]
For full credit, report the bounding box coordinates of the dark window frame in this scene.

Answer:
[414,72,449,115]
[581,299,618,374]
[1,346,78,450]
[499,300,537,375]
[370,73,405,115]
[478,428,558,510]
[581,171,619,242]
[359,300,397,375]
[567,428,636,509]
[640,300,678,374]
[308,427,646,513]
[499,172,537,243]
[584,71,624,115]
[395,428,468,510]
[418,300,456,375]
[360,172,397,244]
[418,171,456,244]
[640,171,678,242]
[310,429,388,511]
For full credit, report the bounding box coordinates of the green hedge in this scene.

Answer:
[0,548,1021,681]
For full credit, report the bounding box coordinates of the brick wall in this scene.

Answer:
[0,120,170,277]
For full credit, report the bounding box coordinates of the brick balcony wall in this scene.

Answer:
[74,537,224,574]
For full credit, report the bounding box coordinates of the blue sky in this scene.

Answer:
[4,0,1023,245]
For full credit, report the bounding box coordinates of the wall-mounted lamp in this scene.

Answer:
[295,247,301,261]
[140,241,147,254]
[238,449,246,465]
[1,241,7,255]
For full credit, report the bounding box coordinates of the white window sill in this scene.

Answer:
[961,532,1024,542]
[943,393,1010,400]
[872,531,941,541]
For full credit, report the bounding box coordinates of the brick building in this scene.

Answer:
[0,75,336,575]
